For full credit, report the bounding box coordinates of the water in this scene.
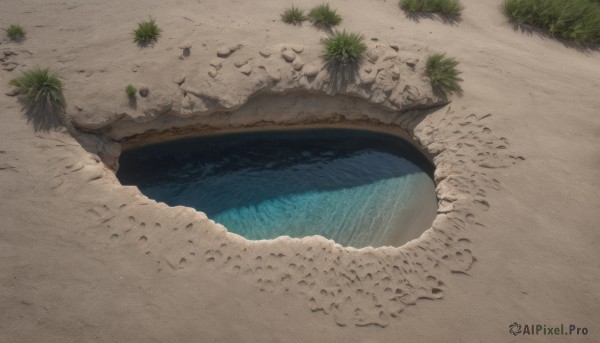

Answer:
[117,128,438,248]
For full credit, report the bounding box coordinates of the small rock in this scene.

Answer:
[303,64,319,77]
[3,48,16,57]
[179,42,192,50]
[180,95,192,111]
[375,70,396,92]
[366,49,379,63]
[259,49,272,58]
[403,85,420,101]
[391,65,400,80]
[208,67,218,78]
[74,104,84,111]
[228,43,243,52]
[359,71,376,85]
[234,58,249,68]
[1,62,18,71]
[405,58,418,69]
[5,88,20,96]
[139,87,149,97]
[382,52,396,61]
[389,44,400,52]
[363,66,372,73]
[270,73,281,82]
[293,60,304,71]
[240,64,252,75]
[370,88,387,103]
[217,47,231,58]
[291,46,304,53]
[210,59,222,70]
[261,66,281,82]
[371,38,379,42]
[360,75,376,85]
[179,42,192,58]
[172,75,186,85]
[281,50,296,62]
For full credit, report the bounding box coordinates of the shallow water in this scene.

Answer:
[117,129,438,248]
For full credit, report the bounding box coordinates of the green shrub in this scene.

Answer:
[308,3,342,27]
[126,84,137,98]
[133,18,161,45]
[399,0,464,14]
[425,53,462,95]
[282,6,307,24]
[503,0,600,43]
[321,30,366,65]
[4,24,26,41]
[9,67,65,111]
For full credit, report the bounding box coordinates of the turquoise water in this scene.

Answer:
[117,129,438,248]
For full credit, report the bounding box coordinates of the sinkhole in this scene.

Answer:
[116,128,438,248]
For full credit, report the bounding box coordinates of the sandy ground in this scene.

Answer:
[1,0,600,341]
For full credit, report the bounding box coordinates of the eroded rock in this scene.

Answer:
[240,64,252,75]
[282,50,296,62]
[303,64,319,77]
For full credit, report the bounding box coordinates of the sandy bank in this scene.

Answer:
[1,0,599,341]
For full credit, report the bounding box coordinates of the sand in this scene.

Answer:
[1,0,599,341]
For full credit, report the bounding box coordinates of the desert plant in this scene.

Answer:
[503,0,600,43]
[4,24,26,41]
[308,3,342,27]
[126,84,137,98]
[133,18,161,45]
[425,53,462,95]
[399,0,464,14]
[281,5,307,24]
[9,67,65,111]
[321,30,366,65]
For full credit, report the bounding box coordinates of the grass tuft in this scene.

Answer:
[133,18,161,45]
[9,67,65,111]
[282,6,307,24]
[425,53,463,95]
[308,3,342,27]
[399,0,464,14]
[126,84,137,98]
[321,30,366,65]
[503,0,600,43]
[4,24,26,41]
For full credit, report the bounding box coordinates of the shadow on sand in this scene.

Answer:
[403,11,462,26]
[311,22,335,35]
[507,19,600,53]
[20,102,65,132]
[324,61,360,93]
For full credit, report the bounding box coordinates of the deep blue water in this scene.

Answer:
[117,129,438,248]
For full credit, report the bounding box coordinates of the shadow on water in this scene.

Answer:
[117,129,435,215]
